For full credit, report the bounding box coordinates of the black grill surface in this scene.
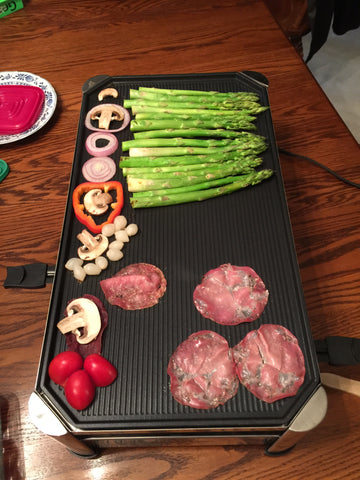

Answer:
[36,72,320,432]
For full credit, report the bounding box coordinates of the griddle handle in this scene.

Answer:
[315,336,360,365]
[3,263,55,288]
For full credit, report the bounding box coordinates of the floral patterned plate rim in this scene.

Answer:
[0,71,57,144]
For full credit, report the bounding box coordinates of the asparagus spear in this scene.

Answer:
[119,151,261,167]
[123,137,242,151]
[122,158,262,177]
[122,133,266,151]
[127,163,256,180]
[130,105,268,116]
[133,128,259,139]
[137,86,260,100]
[128,143,267,157]
[124,98,263,111]
[123,163,214,176]
[131,174,256,197]
[127,162,268,192]
[130,118,256,132]
[130,87,260,101]
[134,112,257,122]
[130,170,273,208]
[125,132,267,157]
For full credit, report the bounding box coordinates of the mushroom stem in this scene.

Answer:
[95,192,112,207]
[77,230,101,249]
[83,189,112,215]
[57,298,102,344]
[77,230,109,260]
[57,314,87,336]
[90,104,125,130]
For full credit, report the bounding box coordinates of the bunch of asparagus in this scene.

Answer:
[120,86,273,208]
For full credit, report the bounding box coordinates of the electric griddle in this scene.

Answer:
[30,72,327,457]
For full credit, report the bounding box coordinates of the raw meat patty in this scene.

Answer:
[100,263,166,310]
[167,330,239,409]
[193,264,269,325]
[232,324,305,403]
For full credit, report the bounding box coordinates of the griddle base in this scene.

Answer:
[29,387,327,457]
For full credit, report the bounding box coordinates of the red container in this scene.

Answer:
[0,84,45,134]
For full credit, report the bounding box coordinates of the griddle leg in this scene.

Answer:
[56,433,98,458]
[28,392,98,458]
[264,386,327,455]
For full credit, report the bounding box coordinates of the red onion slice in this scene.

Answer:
[82,156,116,182]
[85,104,130,132]
[85,132,118,156]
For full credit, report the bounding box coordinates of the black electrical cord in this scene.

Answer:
[278,148,360,189]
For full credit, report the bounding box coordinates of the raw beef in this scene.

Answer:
[167,330,239,409]
[100,263,166,310]
[232,324,305,403]
[193,264,269,325]
[64,294,108,358]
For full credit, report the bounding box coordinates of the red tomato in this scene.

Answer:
[64,370,95,410]
[48,351,83,386]
[84,354,117,387]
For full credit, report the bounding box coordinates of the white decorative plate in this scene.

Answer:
[0,71,57,144]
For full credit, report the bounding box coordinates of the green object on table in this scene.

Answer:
[130,169,274,208]
[0,0,23,19]
[0,159,9,182]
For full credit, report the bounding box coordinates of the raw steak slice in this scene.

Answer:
[167,330,239,409]
[64,294,108,358]
[100,263,166,310]
[193,264,268,325]
[232,324,305,403]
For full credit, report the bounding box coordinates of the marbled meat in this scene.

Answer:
[232,324,305,403]
[167,330,239,409]
[193,264,269,325]
[100,263,166,310]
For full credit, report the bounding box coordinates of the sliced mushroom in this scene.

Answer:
[98,88,118,101]
[90,104,125,130]
[77,229,109,260]
[57,298,101,344]
[83,188,113,215]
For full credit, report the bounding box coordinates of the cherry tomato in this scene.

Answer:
[64,370,95,410]
[48,351,83,386]
[84,354,117,387]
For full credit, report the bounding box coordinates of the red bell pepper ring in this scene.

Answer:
[73,181,124,234]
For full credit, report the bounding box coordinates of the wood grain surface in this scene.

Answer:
[1,1,359,479]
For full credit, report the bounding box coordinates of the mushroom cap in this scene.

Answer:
[57,297,102,344]
[98,88,119,101]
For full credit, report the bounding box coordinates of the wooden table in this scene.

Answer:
[1,1,359,478]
